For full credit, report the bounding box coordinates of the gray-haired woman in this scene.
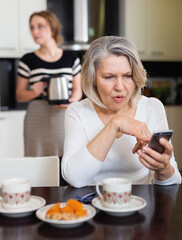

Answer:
[62,36,181,188]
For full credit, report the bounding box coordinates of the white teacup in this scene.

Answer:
[1,178,31,210]
[96,178,132,209]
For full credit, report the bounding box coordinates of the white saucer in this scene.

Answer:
[0,195,46,218]
[36,202,96,228]
[92,195,146,216]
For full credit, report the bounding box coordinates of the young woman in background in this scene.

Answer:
[16,10,82,157]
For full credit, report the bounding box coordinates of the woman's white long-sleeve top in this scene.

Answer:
[62,96,181,187]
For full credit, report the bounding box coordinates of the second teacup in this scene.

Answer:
[1,178,31,210]
[96,178,131,209]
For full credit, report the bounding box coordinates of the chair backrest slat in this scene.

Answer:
[0,156,60,187]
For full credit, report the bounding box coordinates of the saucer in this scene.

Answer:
[92,195,146,216]
[0,196,46,218]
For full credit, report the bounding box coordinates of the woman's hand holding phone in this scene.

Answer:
[148,130,173,154]
[137,130,174,181]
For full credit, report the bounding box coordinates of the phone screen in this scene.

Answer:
[148,130,173,153]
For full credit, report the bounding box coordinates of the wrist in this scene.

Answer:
[110,117,122,138]
[154,166,174,181]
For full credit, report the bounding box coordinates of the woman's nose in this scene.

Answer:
[114,78,124,90]
[31,27,38,35]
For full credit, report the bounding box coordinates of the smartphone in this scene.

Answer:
[148,130,173,154]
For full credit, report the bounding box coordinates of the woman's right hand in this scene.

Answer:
[113,115,151,140]
[16,76,45,102]
[112,115,152,151]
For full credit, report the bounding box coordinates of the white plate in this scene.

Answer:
[92,195,146,216]
[36,202,96,228]
[0,196,46,218]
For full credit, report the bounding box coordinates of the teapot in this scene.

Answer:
[40,75,69,104]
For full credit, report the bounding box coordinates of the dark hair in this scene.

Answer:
[29,10,64,44]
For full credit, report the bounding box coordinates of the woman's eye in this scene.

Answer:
[123,74,133,80]
[38,24,44,29]
[125,74,132,78]
[104,76,113,80]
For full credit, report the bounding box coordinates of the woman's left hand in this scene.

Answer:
[56,98,77,109]
[137,138,174,181]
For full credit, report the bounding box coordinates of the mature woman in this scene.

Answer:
[61,36,181,187]
[16,10,82,157]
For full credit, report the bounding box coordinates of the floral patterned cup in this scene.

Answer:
[96,178,131,209]
[1,178,31,210]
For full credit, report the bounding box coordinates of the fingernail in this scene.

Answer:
[159,138,165,143]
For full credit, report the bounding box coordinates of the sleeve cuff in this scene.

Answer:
[153,170,182,185]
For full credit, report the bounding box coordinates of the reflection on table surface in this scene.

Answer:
[0,184,182,240]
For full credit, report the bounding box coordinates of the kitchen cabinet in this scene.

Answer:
[121,0,147,59]
[0,0,46,58]
[0,110,26,157]
[120,0,181,61]
[148,0,179,61]
[165,106,182,171]
[0,0,19,57]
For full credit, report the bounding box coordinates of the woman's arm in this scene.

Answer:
[62,104,104,187]
[87,115,151,162]
[16,76,44,102]
[69,72,82,102]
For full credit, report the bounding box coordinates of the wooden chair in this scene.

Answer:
[0,156,60,187]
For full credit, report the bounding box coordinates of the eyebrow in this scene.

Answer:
[102,71,132,75]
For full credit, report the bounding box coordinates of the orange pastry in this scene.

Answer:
[46,203,61,219]
[45,199,87,220]
[67,199,84,211]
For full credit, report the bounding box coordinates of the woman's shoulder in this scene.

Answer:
[62,50,78,60]
[139,95,164,109]
[137,96,167,128]
[20,52,35,60]
[19,52,36,64]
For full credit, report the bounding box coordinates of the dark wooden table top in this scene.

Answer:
[0,184,182,240]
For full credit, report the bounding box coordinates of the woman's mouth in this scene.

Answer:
[33,36,40,41]
[113,96,124,103]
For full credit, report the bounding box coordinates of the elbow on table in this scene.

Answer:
[70,181,87,188]
[61,169,88,188]
[64,176,87,188]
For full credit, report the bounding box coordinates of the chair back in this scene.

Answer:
[0,156,60,187]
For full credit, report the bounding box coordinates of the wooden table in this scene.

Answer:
[0,184,182,240]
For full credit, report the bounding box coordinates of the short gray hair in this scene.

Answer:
[81,36,147,108]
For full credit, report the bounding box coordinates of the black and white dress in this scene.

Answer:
[17,50,81,157]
